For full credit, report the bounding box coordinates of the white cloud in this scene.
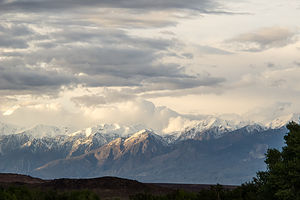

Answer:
[228,26,298,52]
[0,97,180,132]
[3,105,20,116]
[78,99,179,132]
[163,116,199,133]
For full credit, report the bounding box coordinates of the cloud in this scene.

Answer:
[228,26,298,52]
[71,90,137,107]
[89,11,177,28]
[0,96,19,115]
[1,103,90,129]
[70,72,225,107]
[52,27,174,50]
[0,24,36,49]
[0,65,75,94]
[265,67,300,90]
[137,75,225,91]
[0,20,225,96]
[1,98,180,132]
[0,89,192,132]
[162,116,199,133]
[70,71,225,106]
[0,0,220,13]
[233,65,300,91]
[244,102,293,123]
[266,62,275,68]
[294,61,300,67]
[78,99,180,132]
[198,45,233,55]
[0,0,234,29]
[0,0,229,98]
[2,105,20,116]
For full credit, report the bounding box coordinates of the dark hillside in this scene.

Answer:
[0,173,237,200]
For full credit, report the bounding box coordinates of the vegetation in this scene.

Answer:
[130,185,256,200]
[253,121,300,200]
[0,186,99,200]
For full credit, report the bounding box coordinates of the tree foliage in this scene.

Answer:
[253,121,300,200]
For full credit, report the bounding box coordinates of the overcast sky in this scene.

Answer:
[0,0,299,132]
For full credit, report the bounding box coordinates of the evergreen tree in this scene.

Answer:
[255,121,300,200]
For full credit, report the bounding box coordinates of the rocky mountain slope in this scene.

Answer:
[0,115,295,184]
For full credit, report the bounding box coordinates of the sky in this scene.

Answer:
[0,0,300,132]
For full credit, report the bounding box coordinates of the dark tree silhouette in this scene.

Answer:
[254,121,300,200]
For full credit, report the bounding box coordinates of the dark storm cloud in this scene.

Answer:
[0,0,219,13]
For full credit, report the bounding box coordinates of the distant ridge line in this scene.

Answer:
[0,173,237,191]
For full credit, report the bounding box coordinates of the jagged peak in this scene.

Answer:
[68,123,143,138]
[266,113,300,129]
[124,129,163,144]
[182,117,247,133]
[243,123,266,132]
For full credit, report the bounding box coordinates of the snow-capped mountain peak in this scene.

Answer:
[176,117,250,141]
[69,123,143,138]
[266,113,300,129]
[21,124,66,139]
[243,123,266,132]
[0,121,24,136]
[124,129,165,145]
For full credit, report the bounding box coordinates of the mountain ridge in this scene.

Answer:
[0,115,294,184]
[1,113,299,140]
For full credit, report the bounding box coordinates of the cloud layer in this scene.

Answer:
[1,0,300,130]
[229,26,298,52]
[0,0,220,12]
[0,14,225,96]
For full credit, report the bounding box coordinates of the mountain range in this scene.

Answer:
[0,114,299,184]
